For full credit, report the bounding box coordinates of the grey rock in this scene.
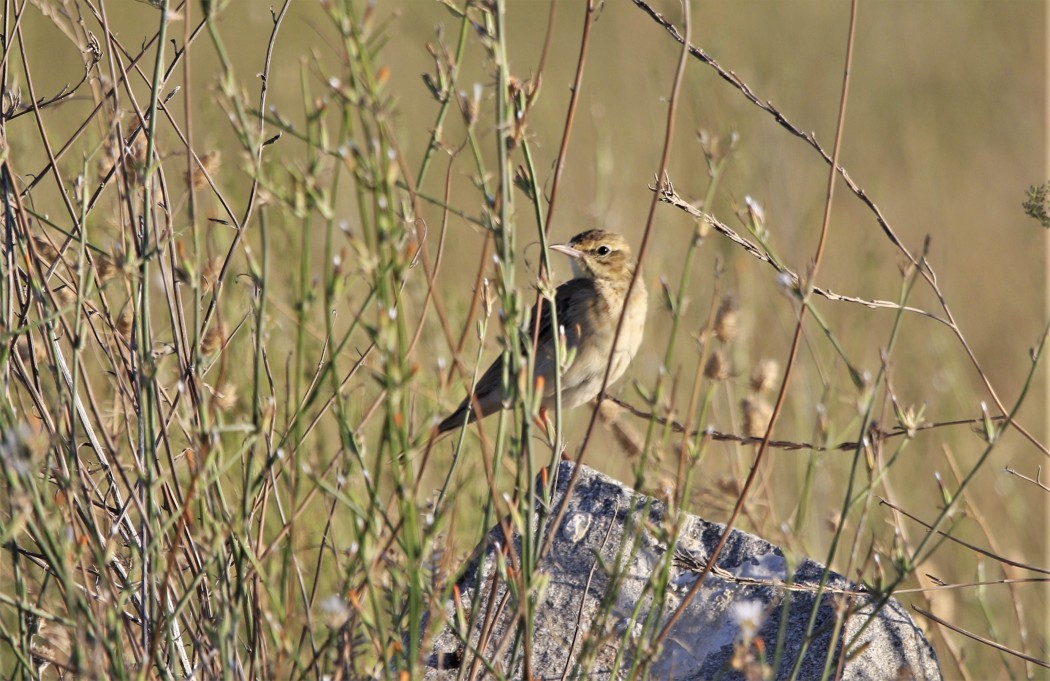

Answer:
[424,462,940,680]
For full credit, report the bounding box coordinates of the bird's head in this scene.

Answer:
[550,229,634,281]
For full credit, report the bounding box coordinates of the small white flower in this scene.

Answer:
[320,594,350,627]
[744,195,765,224]
[733,599,765,640]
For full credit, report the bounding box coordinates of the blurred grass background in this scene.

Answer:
[2,0,1047,677]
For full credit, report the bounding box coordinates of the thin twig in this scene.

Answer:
[913,606,1050,670]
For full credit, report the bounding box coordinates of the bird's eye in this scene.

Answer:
[596,245,611,256]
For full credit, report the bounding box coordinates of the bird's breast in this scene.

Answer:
[578,277,647,384]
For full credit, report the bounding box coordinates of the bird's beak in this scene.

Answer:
[550,243,583,259]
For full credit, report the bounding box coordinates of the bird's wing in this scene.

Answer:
[438,279,594,432]
[527,278,595,393]
[522,278,592,349]
[475,279,592,397]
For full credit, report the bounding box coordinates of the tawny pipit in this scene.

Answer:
[438,229,647,434]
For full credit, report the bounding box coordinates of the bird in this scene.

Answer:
[437,229,647,434]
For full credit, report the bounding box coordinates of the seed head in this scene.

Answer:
[186,151,221,190]
[704,348,730,382]
[116,306,134,340]
[95,253,118,282]
[201,257,223,293]
[52,286,77,308]
[714,293,739,343]
[749,359,779,394]
[32,237,60,266]
[212,382,237,412]
[598,399,644,458]
[201,321,227,355]
[741,396,772,440]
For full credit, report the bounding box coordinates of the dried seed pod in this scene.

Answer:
[741,396,772,439]
[52,285,77,307]
[713,293,739,343]
[212,382,237,412]
[704,348,730,382]
[30,620,72,676]
[32,236,60,265]
[598,398,644,458]
[654,477,676,507]
[186,150,221,190]
[201,321,227,355]
[749,359,779,394]
[697,215,713,240]
[14,339,31,362]
[201,257,223,293]
[95,253,118,282]
[124,137,148,185]
[15,337,47,364]
[116,306,134,340]
[97,133,119,182]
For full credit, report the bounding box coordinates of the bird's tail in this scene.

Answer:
[436,401,475,434]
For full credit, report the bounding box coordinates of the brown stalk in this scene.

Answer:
[913,606,1049,670]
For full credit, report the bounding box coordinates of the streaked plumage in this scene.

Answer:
[438,229,647,433]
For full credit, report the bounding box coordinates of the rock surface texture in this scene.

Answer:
[424,462,940,680]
